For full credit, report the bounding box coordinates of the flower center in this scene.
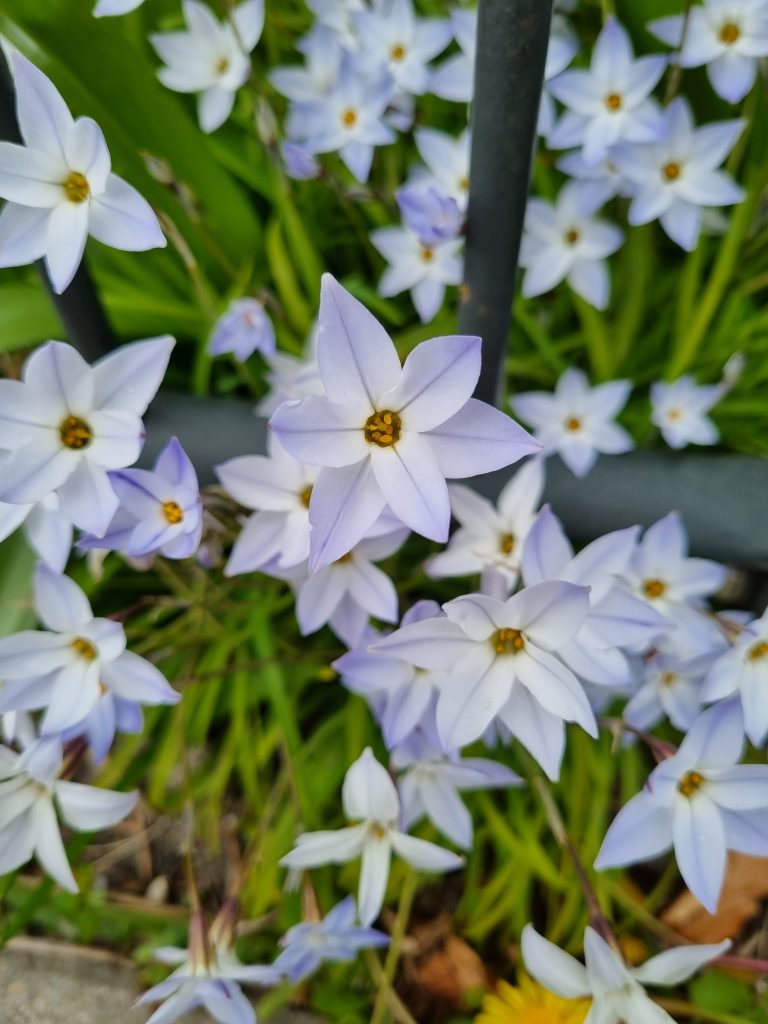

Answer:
[300,485,313,508]
[341,107,358,128]
[216,56,231,73]
[458,175,469,192]
[643,578,667,599]
[63,171,90,204]
[72,637,98,661]
[390,43,406,61]
[748,640,768,661]
[420,246,435,263]
[59,415,93,450]
[605,92,622,111]
[678,770,704,797]
[369,821,388,839]
[661,671,677,686]
[364,410,401,448]
[564,229,580,245]
[663,161,682,182]
[667,407,683,421]
[564,416,582,432]
[720,21,741,44]
[162,500,184,525]
[492,628,525,655]
[499,532,515,555]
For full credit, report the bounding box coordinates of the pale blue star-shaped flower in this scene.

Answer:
[548,17,666,165]
[0,53,165,293]
[612,97,745,251]
[0,734,137,892]
[0,336,174,537]
[280,747,463,926]
[0,564,179,737]
[270,275,539,571]
[79,437,203,561]
[273,896,389,982]
[596,699,768,913]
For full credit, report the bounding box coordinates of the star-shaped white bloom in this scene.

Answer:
[139,906,279,1024]
[280,747,463,926]
[270,25,344,103]
[393,730,521,849]
[512,368,633,477]
[372,581,596,779]
[429,7,476,102]
[151,0,265,133]
[702,604,768,745]
[335,600,449,748]
[427,459,545,588]
[0,735,137,892]
[274,896,389,983]
[621,512,728,653]
[519,183,624,309]
[286,56,395,182]
[522,506,666,688]
[217,436,320,575]
[353,0,452,96]
[293,524,409,648]
[523,923,729,1024]
[307,0,367,50]
[597,700,768,912]
[0,336,173,536]
[256,329,323,418]
[0,564,179,736]
[0,53,165,293]
[625,646,713,734]
[650,0,768,103]
[371,225,463,323]
[0,491,73,572]
[408,127,471,210]
[651,375,722,449]
[548,17,666,165]
[613,98,745,251]
[270,275,539,571]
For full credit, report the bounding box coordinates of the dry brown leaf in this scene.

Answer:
[402,913,491,1012]
[662,852,768,943]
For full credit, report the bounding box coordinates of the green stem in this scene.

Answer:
[668,161,767,378]
[370,868,418,1024]
[573,294,611,381]
[654,998,755,1024]
[613,225,652,373]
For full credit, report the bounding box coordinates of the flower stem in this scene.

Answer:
[370,868,418,1024]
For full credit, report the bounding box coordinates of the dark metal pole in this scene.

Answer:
[0,49,115,362]
[459,0,554,407]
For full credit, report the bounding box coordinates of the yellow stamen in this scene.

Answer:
[59,415,92,450]
[565,416,582,432]
[390,43,406,61]
[643,578,667,599]
[605,92,622,111]
[492,628,525,655]
[162,500,184,525]
[565,229,580,245]
[748,640,768,661]
[499,532,515,556]
[667,407,683,421]
[420,246,435,263]
[216,56,230,73]
[72,637,97,661]
[661,671,677,686]
[63,172,89,204]
[663,161,682,181]
[300,485,313,508]
[341,107,358,128]
[458,175,469,192]
[678,770,704,797]
[364,409,401,448]
[720,22,741,44]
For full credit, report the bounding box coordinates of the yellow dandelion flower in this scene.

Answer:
[475,974,589,1024]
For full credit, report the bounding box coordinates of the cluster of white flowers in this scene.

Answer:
[0,2,763,1023]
